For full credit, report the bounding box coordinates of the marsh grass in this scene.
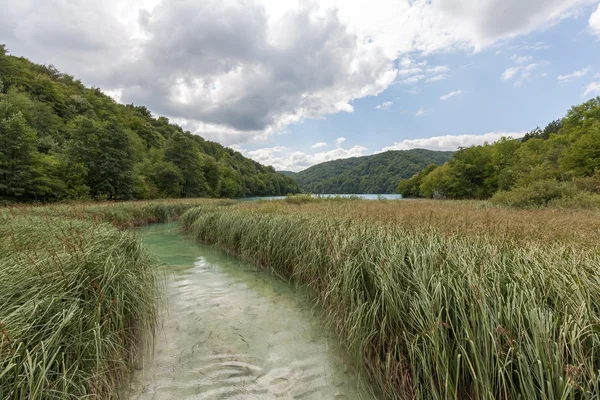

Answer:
[0,199,215,399]
[181,200,600,399]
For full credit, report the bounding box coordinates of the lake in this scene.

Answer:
[242,194,404,201]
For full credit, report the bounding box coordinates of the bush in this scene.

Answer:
[283,194,315,204]
[573,171,600,194]
[549,191,600,209]
[490,179,578,207]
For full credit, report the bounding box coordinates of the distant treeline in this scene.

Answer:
[397,97,600,207]
[292,149,454,194]
[0,45,299,203]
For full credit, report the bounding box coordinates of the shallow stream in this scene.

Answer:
[127,223,376,399]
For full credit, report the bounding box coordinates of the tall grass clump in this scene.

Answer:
[0,198,216,398]
[181,200,600,399]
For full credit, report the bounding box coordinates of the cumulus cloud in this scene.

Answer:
[415,108,426,117]
[312,142,328,149]
[590,3,600,35]
[244,145,367,172]
[583,82,600,97]
[440,90,464,100]
[335,137,347,147]
[380,131,526,152]
[0,0,594,145]
[376,101,393,110]
[558,66,592,82]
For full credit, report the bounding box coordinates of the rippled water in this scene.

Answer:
[127,223,377,400]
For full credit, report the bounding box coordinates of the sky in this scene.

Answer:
[1,0,600,172]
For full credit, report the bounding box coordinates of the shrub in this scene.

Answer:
[283,194,315,204]
[490,179,578,207]
[549,191,600,209]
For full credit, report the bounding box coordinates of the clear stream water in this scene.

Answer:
[127,223,377,400]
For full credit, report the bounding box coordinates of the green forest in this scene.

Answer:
[0,45,299,203]
[397,97,600,207]
[293,149,453,194]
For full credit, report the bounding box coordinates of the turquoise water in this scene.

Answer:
[242,194,403,201]
[127,223,377,399]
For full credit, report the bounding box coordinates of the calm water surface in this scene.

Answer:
[127,223,377,400]
[242,194,403,201]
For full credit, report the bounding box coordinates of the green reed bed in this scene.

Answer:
[0,199,218,399]
[180,201,600,399]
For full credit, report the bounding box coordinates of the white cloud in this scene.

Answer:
[0,0,594,145]
[415,108,426,117]
[335,137,346,147]
[590,3,600,35]
[311,142,327,149]
[557,66,592,82]
[380,131,526,152]
[510,54,534,64]
[515,41,552,51]
[502,67,520,81]
[397,67,423,77]
[244,145,367,172]
[399,75,426,85]
[426,66,449,74]
[104,88,124,103]
[583,82,600,97]
[396,58,448,86]
[427,74,449,82]
[501,62,546,86]
[375,101,393,110]
[440,90,464,100]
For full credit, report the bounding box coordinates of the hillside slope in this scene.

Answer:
[294,149,454,194]
[396,97,600,205]
[0,45,298,202]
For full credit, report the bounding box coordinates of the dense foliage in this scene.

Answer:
[397,97,600,206]
[293,149,453,194]
[0,45,299,202]
[0,199,211,398]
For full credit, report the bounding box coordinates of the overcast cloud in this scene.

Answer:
[0,0,598,170]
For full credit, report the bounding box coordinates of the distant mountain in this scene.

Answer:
[278,171,297,177]
[293,149,454,194]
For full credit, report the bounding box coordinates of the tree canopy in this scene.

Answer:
[292,149,454,194]
[397,97,600,204]
[0,46,299,202]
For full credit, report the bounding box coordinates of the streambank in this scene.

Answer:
[127,223,375,399]
[179,201,600,399]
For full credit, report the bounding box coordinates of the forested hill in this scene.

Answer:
[0,45,299,202]
[293,149,454,194]
[397,97,600,207]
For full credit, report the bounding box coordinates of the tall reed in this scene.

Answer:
[0,199,216,398]
[181,201,600,399]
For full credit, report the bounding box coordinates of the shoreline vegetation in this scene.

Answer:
[0,199,214,399]
[180,198,600,399]
[396,97,600,210]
